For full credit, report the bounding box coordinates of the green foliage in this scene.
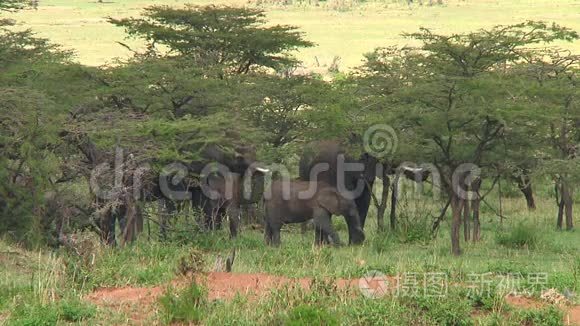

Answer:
[348,299,412,325]
[7,298,96,325]
[0,88,62,245]
[243,75,329,149]
[109,5,313,73]
[158,281,207,325]
[283,304,338,326]
[0,24,69,71]
[58,298,96,322]
[0,0,35,12]
[516,306,564,326]
[411,292,474,325]
[496,223,541,249]
[353,21,579,255]
[176,248,206,276]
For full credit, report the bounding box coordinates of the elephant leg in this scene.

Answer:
[264,222,273,245]
[228,205,240,239]
[344,213,365,245]
[355,185,373,229]
[264,204,276,246]
[271,225,281,246]
[98,205,116,246]
[313,213,342,246]
[265,223,282,247]
[314,224,334,246]
[264,218,282,246]
[314,224,324,246]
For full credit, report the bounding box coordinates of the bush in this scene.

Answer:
[284,304,338,326]
[516,306,563,326]
[412,292,473,325]
[370,231,396,254]
[7,298,95,325]
[158,281,207,324]
[496,223,541,249]
[394,200,433,244]
[348,299,411,325]
[59,298,96,322]
[8,303,60,326]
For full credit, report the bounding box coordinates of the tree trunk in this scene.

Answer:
[556,182,564,230]
[471,178,481,242]
[121,195,137,246]
[450,192,464,256]
[158,199,168,241]
[561,182,574,230]
[498,177,503,225]
[463,192,471,242]
[390,174,400,231]
[557,197,565,230]
[377,176,390,232]
[515,174,536,210]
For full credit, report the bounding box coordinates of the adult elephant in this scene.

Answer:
[264,180,365,246]
[299,140,378,229]
[188,143,268,237]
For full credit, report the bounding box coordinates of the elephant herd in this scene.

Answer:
[187,139,378,247]
[95,137,425,247]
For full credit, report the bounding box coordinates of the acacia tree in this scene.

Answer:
[0,0,85,246]
[109,5,313,74]
[515,49,580,230]
[60,5,318,243]
[357,22,577,255]
[0,0,35,11]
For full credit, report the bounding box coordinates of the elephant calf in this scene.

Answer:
[264,180,365,246]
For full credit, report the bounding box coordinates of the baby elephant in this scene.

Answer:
[264,180,365,246]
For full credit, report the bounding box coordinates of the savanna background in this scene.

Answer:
[1,0,580,325]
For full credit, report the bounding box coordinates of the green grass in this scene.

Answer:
[158,281,207,324]
[6,0,580,69]
[2,2,580,323]
[2,193,577,324]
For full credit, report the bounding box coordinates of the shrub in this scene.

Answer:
[348,299,411,325]
[176,249,206,276]
[516,306,563,326]
[573,255,580,291]
[7,298,95,325]
[59,298,96,322]
[8,303,60,326]
[158,281,207,324]
[496,223,540,249]
[395,201,433,244]
[284,304,338,326]
[412,292,473,325]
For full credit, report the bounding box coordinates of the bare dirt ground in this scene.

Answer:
[86,272,580,325]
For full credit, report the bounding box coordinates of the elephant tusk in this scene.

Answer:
[254,167,270,173]
[401,166,424,173]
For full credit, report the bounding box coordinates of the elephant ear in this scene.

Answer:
[316,188,341,215]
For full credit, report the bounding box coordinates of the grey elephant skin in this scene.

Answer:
[264,180,365,246]
[299,140,377,229]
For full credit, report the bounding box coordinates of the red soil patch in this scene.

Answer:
[85,272,363,323]
[505,294,580,325]
[505,295,544,310]
[86,272,362,305]
[85,286,164,306]
[565,306,580,326]
[86,272,579,324]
